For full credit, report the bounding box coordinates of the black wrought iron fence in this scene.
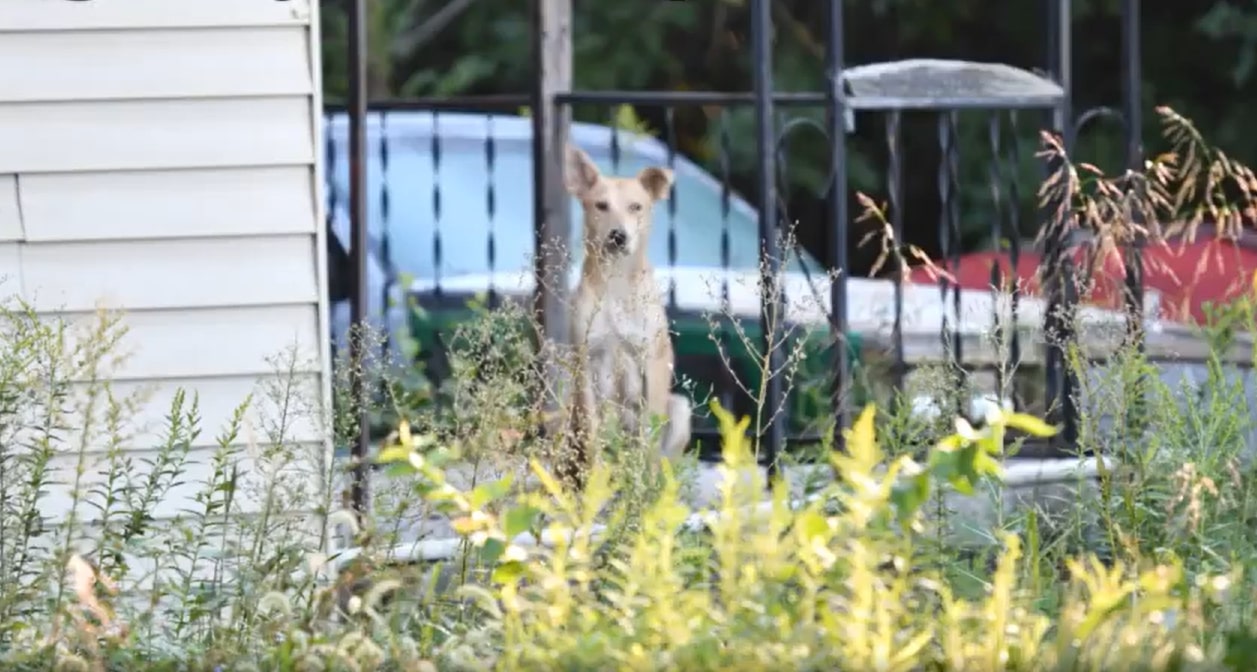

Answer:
[332,0,1146,514]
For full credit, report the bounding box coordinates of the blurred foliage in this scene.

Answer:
[319,0,1257,275]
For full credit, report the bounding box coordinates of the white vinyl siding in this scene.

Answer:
[56,305,323,382]
[0,0,313,31]
[68,375,324,450]
[0,176,21,242]
[0,244,21,290]
[0,29,312,103]
[41,442,327,523]
[2,2,329,522]
[0,98,315,174]
[19,167,317,241]
[20,236,319,312]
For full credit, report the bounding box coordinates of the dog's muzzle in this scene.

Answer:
[605,228,628,254]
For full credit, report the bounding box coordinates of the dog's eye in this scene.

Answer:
[628,203,642,213]
[594,201,609,212]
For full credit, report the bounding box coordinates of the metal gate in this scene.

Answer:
[330,0,1146,514]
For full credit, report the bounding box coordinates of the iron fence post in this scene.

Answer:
[1121,0,1146,432]
[346,0,371,520]
[826,0,850,449]
[1043,0,1079,450]
[886,112,905,397]
[751,0,785,477]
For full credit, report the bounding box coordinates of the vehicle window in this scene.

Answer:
[327,128,824,281]
[328,136,529,281]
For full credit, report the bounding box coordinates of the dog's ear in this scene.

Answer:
[637,167,674,201]
[565,146,600,197]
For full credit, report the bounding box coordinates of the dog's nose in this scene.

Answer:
[607,228,627,249]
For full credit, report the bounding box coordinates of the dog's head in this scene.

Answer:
[565,145,673,261]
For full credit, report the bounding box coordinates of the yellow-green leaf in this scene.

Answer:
[377,446,412,464]
[492,560,526,585]
[710,399,753,464]
[480,537,506,565]
[795,510,830,543]
[470,476,513,510]
[1003,412,1058,437]
[503,505,541,538]
[843,404,881,473]
[935,434,965,452]
[890,473,931,521]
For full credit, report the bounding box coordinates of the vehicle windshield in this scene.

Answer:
[326,123,825,284]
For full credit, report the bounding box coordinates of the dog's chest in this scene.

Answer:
[583,289,664,356]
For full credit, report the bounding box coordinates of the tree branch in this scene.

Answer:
[391,0,482,59]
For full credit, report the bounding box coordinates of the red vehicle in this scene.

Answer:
[906,227,1257,326]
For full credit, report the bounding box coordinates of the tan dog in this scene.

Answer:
[557,146,692,488]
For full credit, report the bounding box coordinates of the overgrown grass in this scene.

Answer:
[5,105,1257,670]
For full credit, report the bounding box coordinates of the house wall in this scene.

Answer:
[0,1,331,522]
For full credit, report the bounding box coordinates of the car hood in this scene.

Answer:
[403,266,1166,339]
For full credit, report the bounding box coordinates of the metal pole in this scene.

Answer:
[1057,0,1078,448]
[750,0,784,478]
[346,0,371,518]
[1121,0,1146,427]
[826,0,850,450]
[1122,0,1143,246]
[1042,0,1078,451]
[1122,0,1142,173]
[1053,0,1074,148]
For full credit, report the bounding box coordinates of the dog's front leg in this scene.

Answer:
[560,344,600,491]
[612,351,647,441]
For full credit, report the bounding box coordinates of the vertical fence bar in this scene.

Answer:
[1042,143,1079,448]
[486,115,499,307]
[379,112,393,357]
[772,115,795,440]
[431,112,444,300]
[1061,252,1080,445]
[1044,0,1078,448]
[665,108,679,310]
[987,113,1006,400]
[345,0,370,518]
[1126,1,1146,324]
[1005,111,1023,408]
[751,0,784,476]
[826,0,850,448]
[947,113,963,410]
[775,112,789,209]
[718,110,736,420]
[936,112,965,417]
[886,111,906,395]
[325,114,338,224]
[324,114,340,288]
[1121,0,1145,425]
[937,114,955,415]
[1122,0,1143,227]
[609,108,622,172]
[1050,0,1073,145]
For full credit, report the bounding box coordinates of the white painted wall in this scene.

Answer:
[0,1,330,522]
